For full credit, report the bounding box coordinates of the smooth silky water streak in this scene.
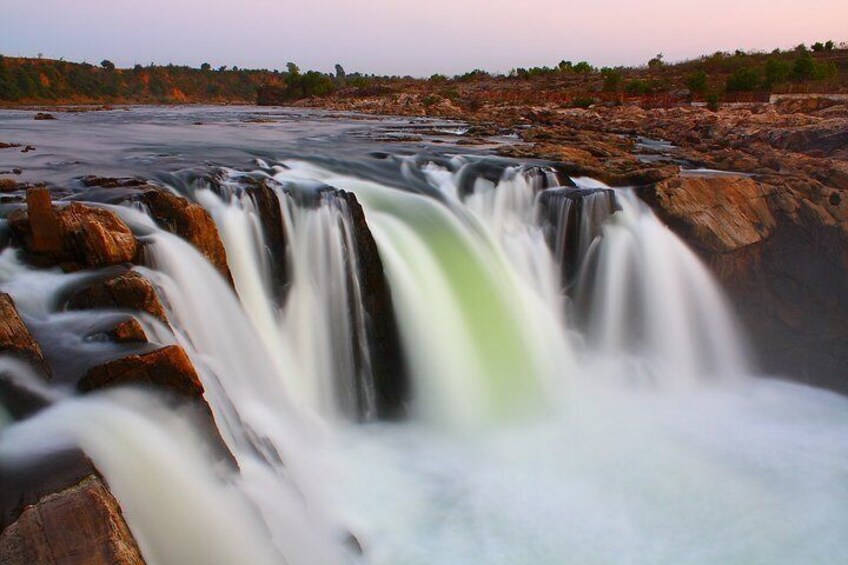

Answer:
[271,160,571,427]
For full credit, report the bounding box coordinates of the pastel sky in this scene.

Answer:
[1,0,846,75]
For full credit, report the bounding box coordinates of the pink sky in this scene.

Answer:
[1,0,846,75]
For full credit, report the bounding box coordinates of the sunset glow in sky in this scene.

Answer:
[1,0,846,75]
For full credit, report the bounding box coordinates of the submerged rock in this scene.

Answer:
[243,178,288,305]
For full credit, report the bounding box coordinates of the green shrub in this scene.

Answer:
[601,68,623,92]
[686,70,708,94]
[763,59,790,88]
[726,67,760,91]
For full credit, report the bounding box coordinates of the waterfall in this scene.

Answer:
[572,190,751,386]
[2,141,847,565]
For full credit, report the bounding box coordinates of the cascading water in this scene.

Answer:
[2,123,848,565]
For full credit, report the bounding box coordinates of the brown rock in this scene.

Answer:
[138,190,234,285]
[25,187,63,253]
[78,346,237,467]
[8,190,138,271]
[108,318,148,343]
[0,293,50,377]
[78,345,203,399]
[66,270,169,325]
[640,175,777,254]
[33,112,56,121]
[0,476,144,565]
[640,173,848,393]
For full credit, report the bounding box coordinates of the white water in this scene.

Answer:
[1,155,847,564]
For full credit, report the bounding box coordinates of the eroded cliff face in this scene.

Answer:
[639,174,848,392]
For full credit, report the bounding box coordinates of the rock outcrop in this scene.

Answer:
[78,345,236,467]
[340,190,409,420]
[78,345,203,398]
[8,188,138,271]
[640,174,848,392]
[0,476,144,565]
[65,269,169,325]
[0,293,51,377]
[137,189,234,285]
[77,177,235,285]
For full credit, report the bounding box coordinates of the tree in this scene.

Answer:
[686,70,708,94]
[558,60,573,72]
[572,61,593,73]
[726,67,760,92]
[812,42,825,52]
[100,59,115,70]
[792,51,815,81]
[825,40,835,51]
[286,62,300,76]
[648,53,664,69]
[601,67,622,92]
[334,63,346,81]
[200,62,211,71]
[764,59,790,88]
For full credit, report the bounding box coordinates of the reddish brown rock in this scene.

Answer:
[78,345,203,399]
[66,270,169,325]
[107,318,148,343]
[8,189,138,271]
[78,345,236,467]
[0,476,144,565]
[137,190,234,285]
[0,293,50,376]
[25,187,63,253]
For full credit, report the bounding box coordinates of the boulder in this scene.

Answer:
[32,113,56,121]
[78,345,203,398]
[0,293,51,377]
[0,475,144,565]
[65,270,169,325]
[8,188,138,271]
[639,175,777,254]
[136,189,234,285]
[107,318,148,343]
[78,345,236,467]
[76,177,234,285]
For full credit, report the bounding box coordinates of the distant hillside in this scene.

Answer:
[0,56,283,104]
[265,44,848,110]
[2,42,847,107]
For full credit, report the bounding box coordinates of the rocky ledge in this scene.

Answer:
[0,183,240,563]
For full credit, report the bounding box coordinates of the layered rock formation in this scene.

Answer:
[639,174,848,392]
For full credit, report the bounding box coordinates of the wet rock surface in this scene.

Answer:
[65,269,169,325]
[8,188,138,270]
[340,190,409,420]
[0,293,51,377]
[0,475,145,565]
